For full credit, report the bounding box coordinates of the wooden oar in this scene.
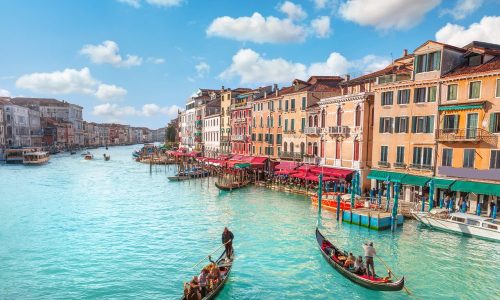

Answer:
[375,254,412,295]
[192,240,232,269]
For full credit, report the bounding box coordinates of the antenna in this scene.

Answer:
[390,52,394,64]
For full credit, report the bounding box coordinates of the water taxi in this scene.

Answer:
[23,151,50,165]
[4,149,25,164]
[412,209,500,242]
[84,153,93,160]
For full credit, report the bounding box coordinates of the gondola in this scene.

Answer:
[181,250,234,300]
[214,180,250,191]
[315,228,404,291]
[168,175,190,181]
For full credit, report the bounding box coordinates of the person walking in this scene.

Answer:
[363,242,376,278]
[221,227,234,259]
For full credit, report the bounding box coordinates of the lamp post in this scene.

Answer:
[318,173,323,215]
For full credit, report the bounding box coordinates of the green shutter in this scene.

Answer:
[454,115,459,129]
[389,118,393,133]
[429,116,434,133]
[435,51,441,70]
[489,113,496,132]
[301,118,305,130]
[394,117,400,133]
[379,118,383,133]
[412,117,417,133]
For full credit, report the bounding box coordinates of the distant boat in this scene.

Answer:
[215,180,250,191]
[70,150,77,155]
[412,209,500,242]
[23,151,50,165]
[103,154,111,161]
[84,153,93,160]
[168,175,190,181]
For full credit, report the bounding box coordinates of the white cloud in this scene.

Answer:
[279,1,307,20]
[92,103,181,119]
[314,0,329,9]
[15,67,127,101]
[311,16,331,38]
[441,0,483,20]
[117,0,140,7]
[195,62,210,78]
[339,0,441,30]
[80,40,142,68]
[147,57,166,64]
[206,12,307,43]
[0,88,10,97]
[146,0,183,7]
[220,49,390,85]
[436,16,500,47]
[95,84,127,101]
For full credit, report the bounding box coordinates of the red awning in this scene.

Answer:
[229,155,243,160]
[275,161,299,170]
[311,166,353,178]
[275,169,298,175]
[291,172,308,179]
[298,164,315,171]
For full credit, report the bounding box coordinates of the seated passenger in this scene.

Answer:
[344,252,355,268]
[383,270,392,281]
[353,256,365,275]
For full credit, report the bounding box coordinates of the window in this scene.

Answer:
[353,139,359,161]
[291,119,295,131]
[468,55,482,66]
[379,117,393,133]
[394,117,408,133]
[337,108,342,126]
[284,142,287,152]
[490,113,500,133]
[355,106,361,127]
[266,116,270,127]
[258,133,263,141]
[301,118,305,131]
[285,100,289,112]
[335,140,341,159]
[291,99,295,111]
[414,88,426,103]
[380,146,388,163]
[411,116,434,133]
[314,115,318,127]
[397,89,410,104]
[442,149,453,167]
[284,119,288,131]
[447,84,458,101]
[469,81,481,99]
[290,142,294,154]
[443,115,458,132]
[279,100,282,110]
[415,51,441,73]
[463,149,475,168]
[301,97,306,110]
[270,116,274,127]
[496,79,500,97]
[381,91,393,106]
[412,147,432,167]
[278,115,282,127]
[428,86,437,102]
[396,146,405,164]
[277,134,282,144]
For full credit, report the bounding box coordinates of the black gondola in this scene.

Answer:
[315,228,404,291]
[181,250,234,300]
[214,180,250,191]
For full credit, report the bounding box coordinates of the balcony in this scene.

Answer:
[328,125,349,136]
[409,164,433,171]
[436,128,498,145]
[279,151,303,160]
[393,162,407,169]
[230,103,252,110]
[195,120,202,128]
[303,155,320,165]
[283,130,297,134]
[233,117,246,123]
[378,161,390,168]
[231,135,250,142]
[303,127,321,135]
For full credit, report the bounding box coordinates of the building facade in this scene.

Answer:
[203,100,221,158]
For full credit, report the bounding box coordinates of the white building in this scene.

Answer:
[0,100,31,147]
[203,100,221,158]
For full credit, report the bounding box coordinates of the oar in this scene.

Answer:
[375,254,412,295]
[192,240,232,269]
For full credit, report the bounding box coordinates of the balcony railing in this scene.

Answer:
[393,162,407,169]
[283,130,296,134]
[278,151,303,160]
[303,127,321,135]
[230,103,252,110]
[409,163,433,171]
[233,117,246,123]
[303,155,320,165]
[378,161,390,168]
[231,135,249,142]
[436,128,498,145]
[328,125,349,136]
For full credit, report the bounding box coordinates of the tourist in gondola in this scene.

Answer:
[353,256,365,275]
[207,256,221,291]
[184,276,201,300]
[198,267,209,297]
[344,252,355,268]
[221,227,234,259]
[363,242,377,277]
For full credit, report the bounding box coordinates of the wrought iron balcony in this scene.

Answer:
[303,127,321,135]
[409,163,433,170]
[278,151,303,160]
[393,162,407,169]
[231,135,249,142]
[328,125,349,136]
[303,155,320,165]
[436,128,498,145]
[378,161,390,168]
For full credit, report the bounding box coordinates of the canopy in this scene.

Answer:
[291,172,308,179]
[367,170,406,183]
[298,164,315,172]
[400,174,430,186]
[432,178,455,189]
[275,169,298,175]
[450,180,500,197]
[235,163,251,169]
[275,161,299,170]
[311,166,353,178]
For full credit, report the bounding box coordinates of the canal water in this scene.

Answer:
[0,145,498,300]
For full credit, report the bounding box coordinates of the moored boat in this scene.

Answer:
[311,193,365,211]
[84,154,93,160]
[412,209,500,242]
[23,151,50,165]
[315,228,404,291]
[215,180,250,191]
[181,250,233,300]
[168,175,190,181]
[103,154,111,161]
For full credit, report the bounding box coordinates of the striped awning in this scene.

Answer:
[438,104,484,111]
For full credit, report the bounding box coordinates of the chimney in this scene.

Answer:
[221,85,225,91]
[344,74,350,81]
[264,91,267,98]
[274,83,278,96]
[403,49,408,56]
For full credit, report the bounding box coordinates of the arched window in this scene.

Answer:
[284,142,288,152]
[278,115,282,127]
[313,142,318,156]
[290,142,294,154]
[354,139,360,161]
[309,116,313,127]
[335,140,341,159]
[337,107,342,126]
[314,115,318,127]
[270,116,274,127]
[300,142,305,156]
[260,117,263,128]
[355,105,361,127]
[267,116,270,127]
[307,142,312,155]
[321,110,326,128]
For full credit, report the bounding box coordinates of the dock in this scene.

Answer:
[342,209,404,230]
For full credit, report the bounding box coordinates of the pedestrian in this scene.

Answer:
[490,201,496,218]
[363,242,376,278]
[221,227,234,259]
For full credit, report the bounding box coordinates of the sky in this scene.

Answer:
[0,0,499,129]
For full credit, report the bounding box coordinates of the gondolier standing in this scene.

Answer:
[363,242,376,277]
[222,227,234,259]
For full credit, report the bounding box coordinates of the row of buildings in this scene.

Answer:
[0,97,164,150]
[177,40,500,211]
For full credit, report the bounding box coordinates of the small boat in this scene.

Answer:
[311,193,365,211]
[168,175,190,181]
[412,209,500,242]
[81,151,91,157]
[23,151,50,165]
[315,228,405,291]
[103,154,111,161]
[84,154,93,160]
[215,180,250,191]
[70,150,76,155]
[180,250,234,300]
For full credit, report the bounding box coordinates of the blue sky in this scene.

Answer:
[0,0,499,128]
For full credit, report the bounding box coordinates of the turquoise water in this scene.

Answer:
[0,145,499,300]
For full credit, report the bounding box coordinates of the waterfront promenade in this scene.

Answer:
[0,145,499,299]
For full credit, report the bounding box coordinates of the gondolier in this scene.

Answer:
[221,227,234,259]
[363,242,376,277]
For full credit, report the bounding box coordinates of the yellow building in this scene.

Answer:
[219,87,251,154]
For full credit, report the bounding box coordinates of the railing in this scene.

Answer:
[231,135,250,142]
[378,161,390,167]
[230,103,252,110]
[409,163,433,170]
[436,128,498,144]
[303,155,320,164]
[279,151,303,160]
[233,118,246,123]
[303,127,321,135]
[393,162,407,168]
[283,130,296,134]
[328,125,349,136]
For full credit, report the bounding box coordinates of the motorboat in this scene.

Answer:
[23,151,50,165]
